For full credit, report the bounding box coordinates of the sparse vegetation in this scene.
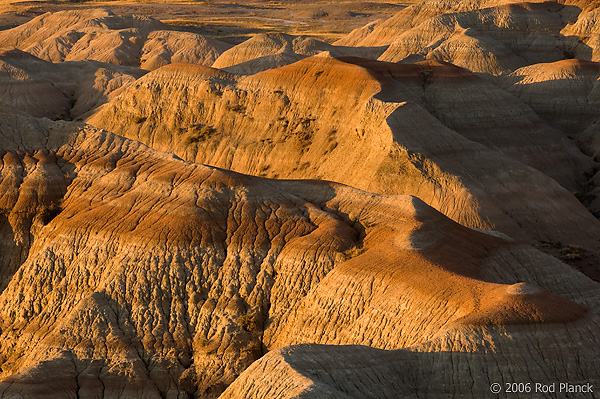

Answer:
[238,312,257,332]
[226,103,245,113]
[324,141,338,154]
[133,116,147,124]
[418,69,433,86]
[300,117,315,127]
[561,245,583,261]
[298,131,313,148]
[258,165,270,177]
[185,125,216,145]
[298,161,310,170]
[324,129,339,154]
[327,129,337,141]
[539,240,585,263]
[343,245,367,261]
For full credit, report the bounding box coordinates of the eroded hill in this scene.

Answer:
[86,55,600,280]
[1,1,600,398]
[0,9,231,70]
[0,113,598,399]
[0,48,145,120]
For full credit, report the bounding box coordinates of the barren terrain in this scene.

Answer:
[0,0,599,398]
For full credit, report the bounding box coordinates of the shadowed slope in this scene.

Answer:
[501,58,600,139]
[377,2,575,75]
[336,0,600,75]
[499,58,600,218]
[1,4,599,399]
[221,317,600,399]
[87,55,600,278]
[0,113,597,398]
[0,48,145,119]
[336,0,572,47]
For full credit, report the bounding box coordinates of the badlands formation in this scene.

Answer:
[0,0,599,398]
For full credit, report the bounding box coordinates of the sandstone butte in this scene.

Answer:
[0,111,598,399]
[0,1,599,398]
[87,54,600,279]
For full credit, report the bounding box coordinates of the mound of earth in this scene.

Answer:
[0,112,598,398]
[336,0,600,75]
[86,55,600,280]
[221,319,600,399]
[1,4,599,399]
[212,33,386,74]
[0,48,145,119]
[335,0,557,47]
[377,2,575,75]
[501,58,600,138]
[499,58,600,216]
[0,9,231,70]
[562,2,600,61]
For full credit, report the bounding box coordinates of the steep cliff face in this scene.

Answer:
[0,9,231,70]
[86,55,600,276]
[0,113,597,399]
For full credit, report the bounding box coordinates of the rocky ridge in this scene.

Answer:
[501,58,600,144]
[330,0,600,76]
[500,58,600,217]
[376,2,575,75]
